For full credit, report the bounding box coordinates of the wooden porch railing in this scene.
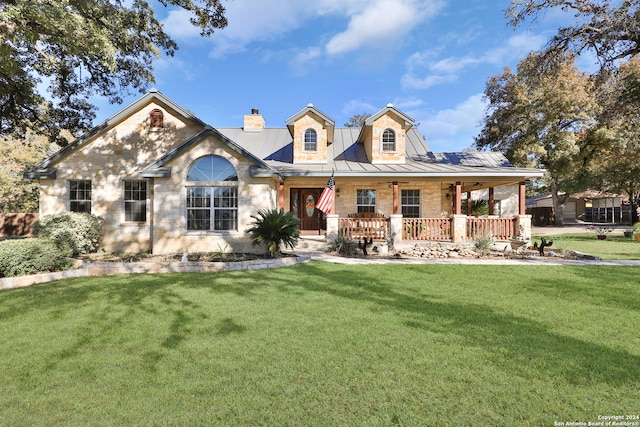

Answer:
[402,218,451,241]
[339,217,388,241]
[466,217,515,240]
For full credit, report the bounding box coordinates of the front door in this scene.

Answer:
[291,189,325,233]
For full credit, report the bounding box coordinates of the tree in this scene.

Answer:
[0,0,228,144]
[344,113,371,127]
[475,52,599,225]
[0,131,60,212]
[507,0,640,65]
[586,56,640,220]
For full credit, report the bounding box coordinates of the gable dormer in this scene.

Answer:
[358,104,414,164]
[285,104,335,164]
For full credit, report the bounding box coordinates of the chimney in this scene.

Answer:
[244,108,265,132]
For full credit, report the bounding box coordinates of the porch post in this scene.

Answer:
[466,191,472,216]
[454,182,462,215]
[390,214,403,245]
[278,182,285,210]
[451,214,467,243]
[488,187,495,215]
[326,214,339,240]
[515,214,532,241]
[393,181,399,215]
[519,181,526,215]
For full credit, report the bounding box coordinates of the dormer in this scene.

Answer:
[358,103,414,164]
[286,104,335,164]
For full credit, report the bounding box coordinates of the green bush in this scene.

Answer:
[473,232,494,256]
[247,209,300,257]
[327,235,358,256]
[33,212,104,256]
[0,238,73,277]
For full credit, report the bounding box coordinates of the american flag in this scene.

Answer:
[315,172,334,213]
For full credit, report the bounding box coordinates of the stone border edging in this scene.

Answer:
[0,255,311,291]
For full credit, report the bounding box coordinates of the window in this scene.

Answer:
[186,155,238,231]
[304,128,317,151]
[70,180,92,213]
[401,189,420,218]
[150,109,164,128]
[382,128,396,151]
[356,189,376,213]
[124,180,147,222]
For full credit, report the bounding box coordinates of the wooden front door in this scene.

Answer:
[291,189,325,233]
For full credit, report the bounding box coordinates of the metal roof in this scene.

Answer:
[217,127,544,180]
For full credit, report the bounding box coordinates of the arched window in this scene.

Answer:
[150,109,164,128]
[382,128,396,151]
[187,155,238,182]
[186,155,238,231]
[304,128,317,151]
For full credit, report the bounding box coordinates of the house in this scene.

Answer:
[25,90,544,254]
[526,190,629,225]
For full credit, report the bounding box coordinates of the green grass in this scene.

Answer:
[533,233,640,260]
[1,263,639,425]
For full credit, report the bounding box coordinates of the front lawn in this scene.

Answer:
[533,233,640,260]
[1,263,638,425]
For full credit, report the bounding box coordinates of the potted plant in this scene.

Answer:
[587,224,612,240]
[633,222,640,243]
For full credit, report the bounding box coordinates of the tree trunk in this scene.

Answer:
[550,178,565,226]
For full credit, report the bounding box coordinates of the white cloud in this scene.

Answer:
[341,98,378,118]
[289,47,322,76]
[417,94,487,152]
[162,9,202,40]
[401,32,546,90]
[161,0,444,60]
[325,0,424,55]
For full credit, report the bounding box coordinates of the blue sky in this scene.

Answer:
[93,0,590,153]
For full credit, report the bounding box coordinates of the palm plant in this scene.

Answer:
[247,209,300,257]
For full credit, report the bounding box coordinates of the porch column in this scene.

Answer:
[451,214,467,243]
[393,181,399,215]
[326,214,339,240]
[278,182,285,210]
[466,191,472,216]
[519,181,526,215]
[488,188,495,215]
[389,214,403,245]
[515,214,532,241]
[454,182,462,215]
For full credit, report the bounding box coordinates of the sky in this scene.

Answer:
[92,0,592,153]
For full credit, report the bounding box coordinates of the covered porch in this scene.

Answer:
[279,179,532,244]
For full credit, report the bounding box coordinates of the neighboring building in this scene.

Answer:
[526,190,629,225]
[25,90,544,254]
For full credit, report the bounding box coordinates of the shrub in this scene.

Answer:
[473,232,494,256]
[327,235,358,256]
[33,212,104,256]
[247,209,300,257]
[0,238,73,277]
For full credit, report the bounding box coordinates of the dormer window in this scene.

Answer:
[304,128,317,151]
[382,128,396,151]
[150,109,164,128]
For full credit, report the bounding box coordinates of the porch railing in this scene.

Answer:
[338,217,388,241]
[466,217,515,240]
[402,218,451,241]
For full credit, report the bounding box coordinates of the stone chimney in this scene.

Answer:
[243,108,265,132]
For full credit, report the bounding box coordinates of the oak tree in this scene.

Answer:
[507,0,640,65]
[0,0,228,144]
[475,52,599,225]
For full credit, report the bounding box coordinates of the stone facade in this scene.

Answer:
[29,90,540,255]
